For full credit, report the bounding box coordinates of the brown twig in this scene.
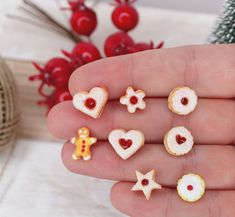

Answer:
[8,0,82,43]
[7,14,73,38]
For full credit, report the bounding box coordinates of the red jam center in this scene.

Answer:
[181,97,189,106]
[130,96,138,105]
[85,98,96,109]
[141,179,149,186]
[187,185,193,191]
[119,138,133,150]
[175,134,186,145]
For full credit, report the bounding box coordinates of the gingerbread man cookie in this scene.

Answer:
[120,86,146,113]
[70,127,97,161]
[168,86,198,115]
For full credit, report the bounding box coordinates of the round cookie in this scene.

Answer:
[164,126,194,156]
[177,173,206,202]
[168,87,198,115]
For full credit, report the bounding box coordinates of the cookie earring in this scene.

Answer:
[73,87,108,119]
[120,86,146,113]
[168,86,198,115]
[108,129,144,160]
[70,127,97,161]
[177,173,206,202]
[131,169,162,200]
[164,126,194,156]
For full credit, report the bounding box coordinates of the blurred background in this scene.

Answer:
[98,0,224,14]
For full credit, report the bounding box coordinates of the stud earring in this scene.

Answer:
[120,86,146,113]
[108,129,144,160]
[168,86,198,115]
[131,169,162,200]
[70,127,97,161]
[177,173,206,202]
[164,126,194,156]
[73,87,108,119]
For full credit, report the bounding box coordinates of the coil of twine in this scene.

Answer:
[0,56,19,151]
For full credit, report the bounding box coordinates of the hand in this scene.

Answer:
[47,44,235,217]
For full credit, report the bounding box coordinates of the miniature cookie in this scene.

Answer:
[73,87,108,119]
[168,87,198,115]
[131,169,162,200]
[70,127,97,161]
[120,86,146,113]
[108,129,145,160]
[164,126,194,156]
[177,173,206,202]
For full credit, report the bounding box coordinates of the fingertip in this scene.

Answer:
[68,68,80,96]
[110,182,133,216]
[68,59,108,96]
[61,141,78,174]
[47,102,63,138]
[47,101,80,139]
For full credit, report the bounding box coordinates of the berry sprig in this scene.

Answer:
[111,0,139,32]
[29,58,72,97]
[29,0,164,112]
[62,42,101,71]
[66,0,97,37]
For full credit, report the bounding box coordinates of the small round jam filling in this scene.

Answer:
[187,185,193,191]
[82,140,86,144]
[141,179,149,186]
[181,97,189,106]
[81,149,85,153]
[85,98,96,109]
[119,138,132,150]
[175,134,186,145]
[130,96,138,105]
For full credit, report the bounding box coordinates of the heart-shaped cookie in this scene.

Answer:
[73,87,108,119]
[108,129,145,160]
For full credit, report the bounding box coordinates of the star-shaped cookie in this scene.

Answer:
[131,169,162,200]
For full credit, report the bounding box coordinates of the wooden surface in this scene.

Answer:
[6,59,56,141]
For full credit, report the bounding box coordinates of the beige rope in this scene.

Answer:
[0,56,19,150]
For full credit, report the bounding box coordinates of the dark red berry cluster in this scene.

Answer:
[29,0,163,113]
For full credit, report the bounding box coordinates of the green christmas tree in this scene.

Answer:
[210,0,235,43]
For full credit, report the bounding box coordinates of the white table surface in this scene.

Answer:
[0,1,217,216]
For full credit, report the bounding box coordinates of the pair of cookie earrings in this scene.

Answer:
[72,86,146,118]
[132,169,206,202]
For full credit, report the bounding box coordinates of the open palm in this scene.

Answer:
[48,44,235,217]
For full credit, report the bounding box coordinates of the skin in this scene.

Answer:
[47,44,235,217]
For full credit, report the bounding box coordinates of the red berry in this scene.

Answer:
[62,42,101,70]
[38,88,72,111]
[112,0,139,32]
[68,0,97,36]
[104,32,135,57]
[29,57,72,97]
